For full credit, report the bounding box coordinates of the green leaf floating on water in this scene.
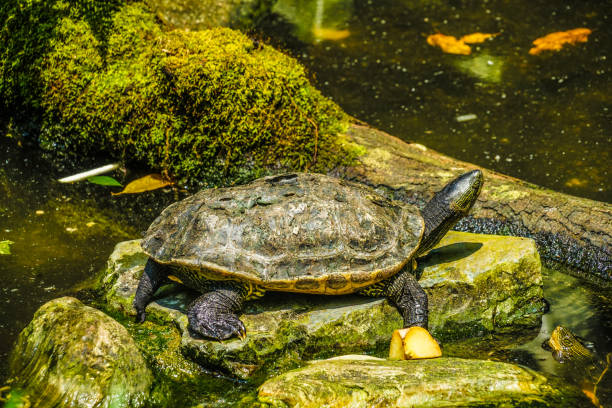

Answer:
[87,176,122,187]
[0,240,14,255]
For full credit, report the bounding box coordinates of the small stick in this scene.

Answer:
[58,163,120,183]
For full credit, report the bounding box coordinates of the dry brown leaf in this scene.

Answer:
[112,174,174,196]
[426,33,471,55]
[460,32,499,44]
[529,28,592,55]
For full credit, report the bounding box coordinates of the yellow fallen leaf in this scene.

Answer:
[460,32,499,44]
[581,388,600,408]
[529,28,591,55]
[427,33,471,55]
[112,174,174,196]
[312,27,350,41]
[565,177,587,188]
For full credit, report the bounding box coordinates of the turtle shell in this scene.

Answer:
[142,173,424,295]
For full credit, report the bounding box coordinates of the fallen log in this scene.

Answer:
[339,124,611,285]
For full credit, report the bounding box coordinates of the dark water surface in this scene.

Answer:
[0,139,177,382]
[255,0,611,202]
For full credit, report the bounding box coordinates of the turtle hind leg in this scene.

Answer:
[133,258,169,323]
[187,281,258,340]
[359,269,428,329]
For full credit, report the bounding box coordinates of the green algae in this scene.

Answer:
[0,0,352,187]
[147,0,276,30]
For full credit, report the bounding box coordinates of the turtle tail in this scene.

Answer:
[417,170,483,256]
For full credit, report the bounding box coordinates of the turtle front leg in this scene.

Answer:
[187,281,250,341]
[385,269,429,329]
[133,258,169,323]
[360,269,428,329]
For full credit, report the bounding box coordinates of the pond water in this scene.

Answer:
[0,139,178,382]
[254,0,611,203]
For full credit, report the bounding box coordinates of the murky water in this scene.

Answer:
[254,0,611,202]
[0,139,177,382]
[515,268,612,398]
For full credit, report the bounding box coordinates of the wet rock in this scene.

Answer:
[7,297,152,408]
[257,355,590,407]
[421,231,545,339]
[98,231,544,378]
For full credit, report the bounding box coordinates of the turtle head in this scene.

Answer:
[417,170,483,256]
[547,325,593,363]
[439,170,483,214]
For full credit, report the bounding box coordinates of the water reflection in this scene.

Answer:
[272,0,353,42]
[256,0,611,202]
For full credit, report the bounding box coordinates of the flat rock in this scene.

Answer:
[7,297,152,408]
[257,355,590,407]
[98,231,544,378]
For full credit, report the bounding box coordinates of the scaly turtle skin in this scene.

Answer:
[134,170,483,340]
[543,326,611,407]
[544,326,595,364]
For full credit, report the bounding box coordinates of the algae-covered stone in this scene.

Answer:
[257,355,591,407]
[98,231,544,378]
[8,297,152,408]
[422,230,545,339]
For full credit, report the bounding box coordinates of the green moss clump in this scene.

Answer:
[1,0,351,187]
[0,0,123,119]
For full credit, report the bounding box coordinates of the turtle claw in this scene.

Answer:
[189,310,247,341]
[135,309,146,324]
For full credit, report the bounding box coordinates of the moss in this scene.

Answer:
[1,0,352,187]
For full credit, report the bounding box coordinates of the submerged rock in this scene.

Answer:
[98,231,544,378]
[257,355,591,407]
[7,297,152,408]
[146,0,274,30]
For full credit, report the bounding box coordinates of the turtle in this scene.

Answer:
[542,326,611,407]
[133,170,483,340]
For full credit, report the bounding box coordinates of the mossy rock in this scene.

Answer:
[257,355,591,407]
[0,0,350,187]
[7,297,152,408]
[98,231,545,379]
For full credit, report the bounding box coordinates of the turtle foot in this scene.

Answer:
[188,310,246,341]
[186,283,248,340]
